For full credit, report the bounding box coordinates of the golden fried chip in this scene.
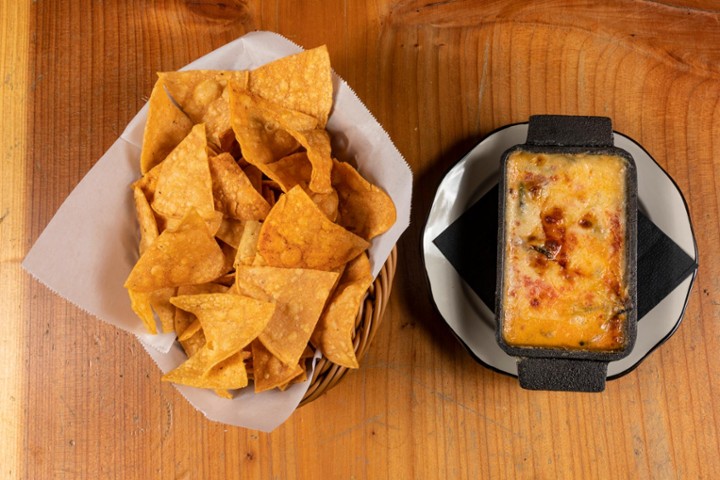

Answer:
[311,253,373,368]
[220,241,237,275]
[235,265,339,366]
[149,287,178,333]
[259,152,311,192]
[128,287,177,334]
[286,128,333,194]
[140,76,194,174]
[124,209,226,292]
[234,220,261,268]
[228,84,303,166]
[162,348,251,390]
[133,186,159,255]
[133,160,163,204]
[174,283,228,336]
[332,160,396,240]
[248,46,333,127]
[209,153,271,221]
[257,186,369,271]
[129,290,157,334]
[259,152,338,220]
[243,165,263,194]
[151,124,217,224]
[215,216,245,249]
[170,292,275,361]
[251,340,303,393]
[201,87,236,151]
[178,318,202,342]
[161,70,248,123]
[179,328,206,358]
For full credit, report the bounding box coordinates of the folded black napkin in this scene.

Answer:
[433,184,698,320]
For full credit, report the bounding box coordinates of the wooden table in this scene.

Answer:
[3,1,719,478]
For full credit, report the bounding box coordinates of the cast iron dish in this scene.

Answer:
[495,115,638,392]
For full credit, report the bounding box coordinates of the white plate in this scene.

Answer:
[423,123,698,378]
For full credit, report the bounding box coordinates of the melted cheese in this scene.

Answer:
[501,151,628,351]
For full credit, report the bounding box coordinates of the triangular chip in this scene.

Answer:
[235,265,339,366]
[128,290,157,334]
[228,85,309,166]
[162,348,251,390]
[259,152,338,220]
[311,253,373,368]
[332,160,396,240]
[140,75,193,174]
[285,128,333,194]
[257,186,369,270]
[148,287,178,333]
[170,293,275,361]
[209,153,271,221]
[248,46,333,127]
[161,70,248,123]
[259,152,311,192]
[132,185,159,255]
[215,216,245,249]
[201,87,235,151]
[179,328,206,358]
[234,220,261,268]
[174,283,229,336]
[251,340,303,393]
[124,209,226,292]
[151,123,216,223]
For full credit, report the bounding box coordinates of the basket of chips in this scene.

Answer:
[23,32,411,430]
[124,44,402,400]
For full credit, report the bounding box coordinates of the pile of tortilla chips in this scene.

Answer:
[124,46,396,398]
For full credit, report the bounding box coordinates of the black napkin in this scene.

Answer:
[432,184,698,320]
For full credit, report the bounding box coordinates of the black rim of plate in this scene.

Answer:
[421,122,699,381]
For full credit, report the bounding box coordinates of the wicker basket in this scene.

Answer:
[299,246,398,406]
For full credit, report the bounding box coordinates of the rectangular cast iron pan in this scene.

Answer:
[494,115,638,392]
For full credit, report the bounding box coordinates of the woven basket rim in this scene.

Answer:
[299,246,398,406]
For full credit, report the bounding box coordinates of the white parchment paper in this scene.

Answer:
[22,31,412,432]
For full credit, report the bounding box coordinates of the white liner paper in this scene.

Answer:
[22,31,412,432]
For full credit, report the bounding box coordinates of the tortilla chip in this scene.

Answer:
[151,124,217,224]
[332,160,396,240]
[201,86,235,151]
[286,128,333,194]
[235,265,339,366]
[129,290,157,334]
[149,287,178,333]
[311,253,373,368]
[170,292,275,359]
[259,152,311,192]
[257,186,369,271]
[209,153,271,221]
[248,46,333,127]
[215,216,245,249]
[140,76,194,174]
[161,70,249,123]
[243,164,263,194]
[251,340,303,393]
[162,348,251,390]
[228,84,303,166]
[174,283,228,336]
[133,186,159,255]
[259,152,337,220]
[124,209,226,292]
[178,318,202,342]
[234,220,262,268]
[179,328,206,358]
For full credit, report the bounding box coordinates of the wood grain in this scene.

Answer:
[0,1,29,479]
[7,0,720,478]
